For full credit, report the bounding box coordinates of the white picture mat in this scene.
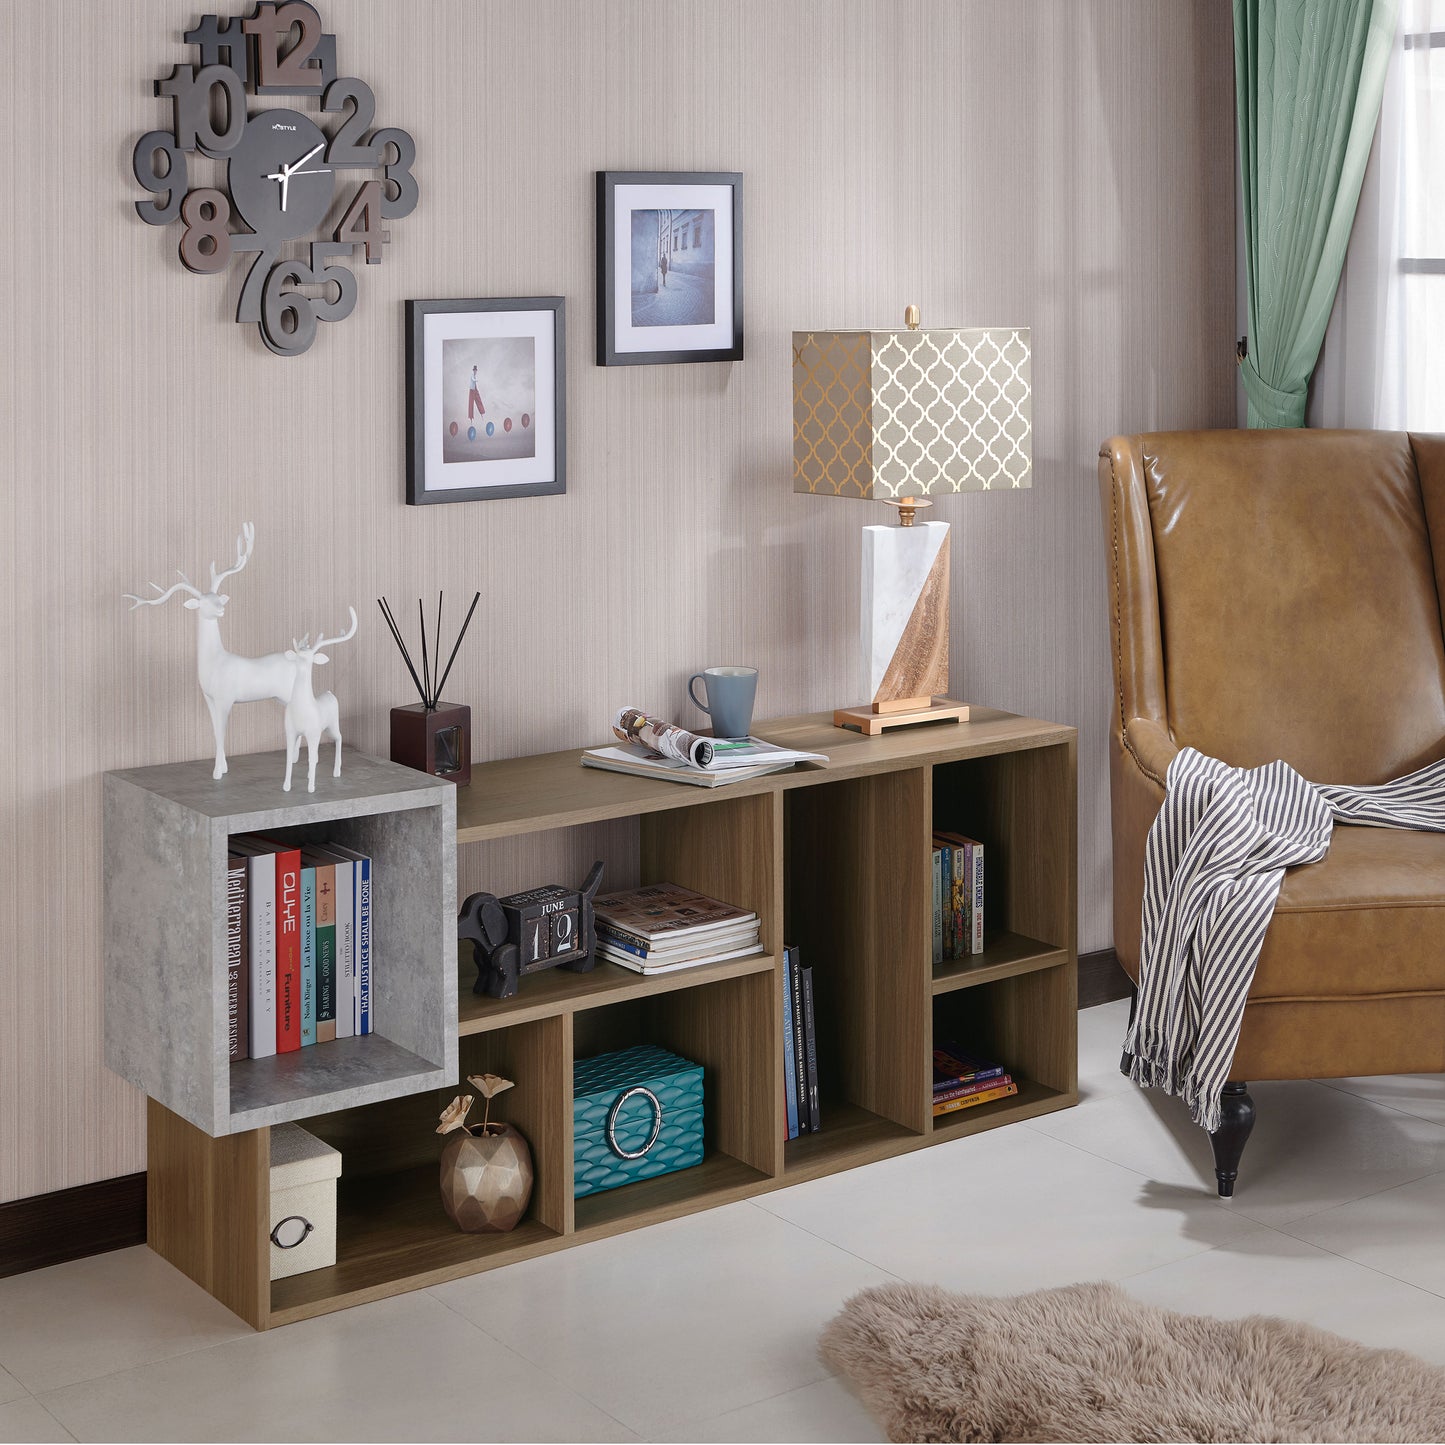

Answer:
[423,309,557,492]
[612,182,735,353]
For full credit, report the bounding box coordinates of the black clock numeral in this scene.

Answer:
[322,78,378,166]
[183,14,248,83]
[371,127,418,219]
[133,131,188,225]
[235,243,277,323]
[178,189,233,274]
[260,261,319,355]
[309,242,357,322]
[335,180,388,264]
[245,2,336,95]
[156,64,246,156]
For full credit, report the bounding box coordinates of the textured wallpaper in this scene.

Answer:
[0,0,1235,1202]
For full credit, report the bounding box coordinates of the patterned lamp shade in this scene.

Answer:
[793,325,1032,498]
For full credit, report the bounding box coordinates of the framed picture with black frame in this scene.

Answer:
[596,171,743,366]
[406,297,566,504]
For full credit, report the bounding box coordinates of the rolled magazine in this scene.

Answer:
[613,707,715,767]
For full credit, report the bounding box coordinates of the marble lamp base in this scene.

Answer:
[833,518,970,734]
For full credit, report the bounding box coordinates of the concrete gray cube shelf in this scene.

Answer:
[104,749,457,1137]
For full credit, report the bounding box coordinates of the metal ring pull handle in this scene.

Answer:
[270,1214,315,1249]
[605,1085,663,1161]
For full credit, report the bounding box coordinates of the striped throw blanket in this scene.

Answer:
[1123,746,1445,1133]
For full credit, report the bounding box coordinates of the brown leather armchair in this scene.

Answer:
[1099,430,1445,1194]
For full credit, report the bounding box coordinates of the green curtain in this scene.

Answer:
[1236,0,1398,428]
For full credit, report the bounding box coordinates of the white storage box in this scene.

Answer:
[269,1123,341,1281]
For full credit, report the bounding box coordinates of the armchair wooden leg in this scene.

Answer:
[1209,1082,1256,1198]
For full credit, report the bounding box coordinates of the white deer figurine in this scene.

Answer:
[283,608,358,793]
[124,524,294,780]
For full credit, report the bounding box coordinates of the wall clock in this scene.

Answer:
[131,2,417,356]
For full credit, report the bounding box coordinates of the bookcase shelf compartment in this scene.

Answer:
[931,932,1070,995]
[105,750,457,1137]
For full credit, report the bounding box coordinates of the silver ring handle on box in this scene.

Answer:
[605,1085,663,1160]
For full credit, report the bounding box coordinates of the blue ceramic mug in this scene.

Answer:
[688,666,758,740]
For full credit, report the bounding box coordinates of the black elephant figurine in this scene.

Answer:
[459,860,605,999]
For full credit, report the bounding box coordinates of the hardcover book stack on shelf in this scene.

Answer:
[932,831,985,963]
[227,836,374,1062]
[782,945,821,1138]
[933,1042,1018,1117]
[592,883,762,975]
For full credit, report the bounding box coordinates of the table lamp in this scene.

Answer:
[793,308,1031,733]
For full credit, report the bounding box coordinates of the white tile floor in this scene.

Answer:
[5,997,1445,1444]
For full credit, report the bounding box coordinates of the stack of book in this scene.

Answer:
[782,945,820,1138]
[593,883,762,975]
[581,736,828,789]
[932,832,985,963]
[933,1042,1018,1117]
[227,835,374,1063]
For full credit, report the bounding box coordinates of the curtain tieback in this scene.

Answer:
[1239,358,1308,429]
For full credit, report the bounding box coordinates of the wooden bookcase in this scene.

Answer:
[141,709,1077,1329]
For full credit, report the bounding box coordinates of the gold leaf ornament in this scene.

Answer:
[467,1074,515,1099]
[436,1094,474,1134]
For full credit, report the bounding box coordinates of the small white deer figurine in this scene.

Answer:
[124,524,294,780]
[283,607,358,793]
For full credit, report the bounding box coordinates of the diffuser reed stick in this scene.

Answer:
[378,591,482,712]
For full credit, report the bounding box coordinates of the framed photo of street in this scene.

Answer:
[406,297,566,505]
[596,172,743,366]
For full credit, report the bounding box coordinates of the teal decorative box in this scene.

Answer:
[573,1045,705,1197]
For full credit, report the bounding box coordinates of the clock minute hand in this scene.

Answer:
[291,142,324,171]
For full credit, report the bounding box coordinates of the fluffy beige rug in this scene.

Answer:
[820,1281,1445,1443]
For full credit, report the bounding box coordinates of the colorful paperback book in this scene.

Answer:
[229,838,277,1060]
[801,964,821,1133]
[302,851,337,1043]
[938,832,985,955]
[329,846,372,1036]
[782,949,800,1141]
[934,1073,1013,1105]
[933,1045,1005,1092]
[331,853,356,1039]
[300,865,317,1047]
[937,842,953,960]
[933,1080,1018,1116]
[969,839,985,954]
[226,854,249,1062]
[273,845,303,1053]
[935,834,966,958]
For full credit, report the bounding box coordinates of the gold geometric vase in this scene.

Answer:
[793,313,1031,734]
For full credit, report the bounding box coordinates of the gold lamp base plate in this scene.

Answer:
[833,698,972,736]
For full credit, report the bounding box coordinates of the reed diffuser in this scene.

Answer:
[381,591,480,786]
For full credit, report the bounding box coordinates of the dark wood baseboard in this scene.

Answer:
[0,951,1128,1281]
[1078,947,1132,1009]
[0,1172,146,1279]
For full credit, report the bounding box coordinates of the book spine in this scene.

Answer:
[801,965,821,1133]
[781,948,799,1141]
[939,843,953,960]
[334,859,355,1040]
[226,857,248,1062]
[933,1073,1013,1104]
[971,840,985,954]
[300,867,316,1048]
[355,854,372,1036]
[247,852,277,1060]
[275,848,302,1054]
[791,945,810,1134]
[315,862,336,1043]
[594,930,651,960]
[950,842,967,958]
[933,1080,1018,1117]
[936,843,947,971]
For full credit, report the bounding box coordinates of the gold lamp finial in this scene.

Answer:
[884,496,932,528]
[904,304,921,330]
